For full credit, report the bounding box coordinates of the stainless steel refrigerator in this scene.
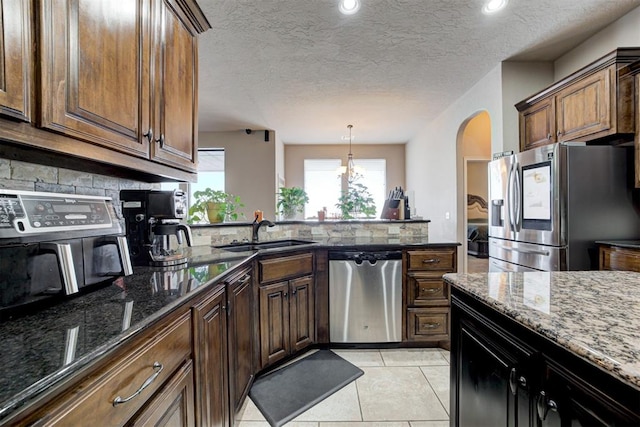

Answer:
[488,142,640,272]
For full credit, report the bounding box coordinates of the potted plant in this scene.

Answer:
[277,187,309,220]
[336,182,376,219]
[188,188,245,223]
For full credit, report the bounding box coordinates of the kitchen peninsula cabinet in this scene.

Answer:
[225,266,256,417]
[404,247,457,346]
[192,284,229,427]
[0,0,31,122]
[258,252,315,369]
[516,48,640,152]
[39,0,207,172]
[449,276,640,427]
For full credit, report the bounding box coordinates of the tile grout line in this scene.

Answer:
[418,362,450,418]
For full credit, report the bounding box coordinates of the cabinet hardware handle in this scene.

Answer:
[292,289,297,295]
[509,368,517,395]
[423,322,440,329]
[155,134,165,147]
[143,128,153,143]
[421,287,440,294]
[422,258,440,264]
[113,362,163,406]
[239,274,251,284]
[556,130,562,136]
[284,292,288,298]
[536,390,558,420]
[546,133,552,140]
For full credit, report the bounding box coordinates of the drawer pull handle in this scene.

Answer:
[113,362,163,406]
[422,258,440,264]
[423,322,441,329]
[421,287,440,294]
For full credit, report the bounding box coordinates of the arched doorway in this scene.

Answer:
[456,111,491,273]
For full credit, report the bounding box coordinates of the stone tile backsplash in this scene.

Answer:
[191,221,430,246]
[0,157,159,220]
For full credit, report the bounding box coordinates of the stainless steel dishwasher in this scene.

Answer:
[329,250,402,343]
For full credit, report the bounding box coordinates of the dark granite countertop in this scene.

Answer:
[443,271,640,390]
[0,236,457,421]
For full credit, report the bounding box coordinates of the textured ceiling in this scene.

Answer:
[197,0,639,144]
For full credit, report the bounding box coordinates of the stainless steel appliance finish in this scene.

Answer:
[0,190,133,318]
[488,143,640,271]
[329,250,402,343]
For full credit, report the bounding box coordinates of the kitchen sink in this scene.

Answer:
[214,239,316,252]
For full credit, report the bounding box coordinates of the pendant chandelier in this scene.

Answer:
[337,124,365,182]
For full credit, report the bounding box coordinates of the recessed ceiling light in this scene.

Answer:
[482,0,508,14]
[339,0,361,15]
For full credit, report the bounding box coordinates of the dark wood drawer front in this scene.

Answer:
[600,246,640,272]
[408,274,449,306]
[407,308,449,341]
[407,249,455,271]
[42,313,192,426]
[260,253,313,283]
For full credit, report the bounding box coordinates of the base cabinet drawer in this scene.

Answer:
[33,312,192,426]
[407,308,449,341]
[129,360,196,427]
[407,249,456,271]
[599,245,640,272]
[407,273,449,306]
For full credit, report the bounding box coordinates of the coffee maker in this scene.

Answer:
[120,189,193,267]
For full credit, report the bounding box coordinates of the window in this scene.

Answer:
[352,159,386,218]
[304,159,342,219]
[161,149,225,203]
[303,158,387,219]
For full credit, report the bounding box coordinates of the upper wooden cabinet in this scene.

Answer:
[0,0,32,122]
[38,0,207,172]
[39,0,151,158]
[517,49,640,152]
[150,0,200,171]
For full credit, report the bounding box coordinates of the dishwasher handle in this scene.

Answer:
[329,250,402,264]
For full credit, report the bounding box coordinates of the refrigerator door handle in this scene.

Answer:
[507,162,516,232]
[513,161,522,232]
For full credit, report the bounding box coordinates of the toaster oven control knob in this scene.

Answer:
[36,204,45,212]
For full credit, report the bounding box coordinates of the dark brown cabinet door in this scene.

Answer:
[520,96,556,151]
[259,280,290,367]
[129,360,196,427]
[192,286,229,427]
[150,0,198,172]
[289,275,315,353]
[0,0,31,121]
[226,268,254,416]
[39,0,150,157]
[556,68,611,142]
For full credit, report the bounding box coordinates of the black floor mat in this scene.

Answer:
[248,350,364,426]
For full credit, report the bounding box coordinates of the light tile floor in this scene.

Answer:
[237,348,450,427]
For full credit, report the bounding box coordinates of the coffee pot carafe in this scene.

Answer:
[121,189,193,267]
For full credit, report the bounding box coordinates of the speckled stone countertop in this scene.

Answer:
[443,271,640,390]
[0,236,456,421]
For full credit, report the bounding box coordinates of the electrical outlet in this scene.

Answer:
[388,225,400,235]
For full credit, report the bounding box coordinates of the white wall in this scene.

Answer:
[501,61,554,153]
[199,130,277,220]
[554,6,640,79]
[406,64,503,245]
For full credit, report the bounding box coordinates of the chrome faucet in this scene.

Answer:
[252,217,275,243]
